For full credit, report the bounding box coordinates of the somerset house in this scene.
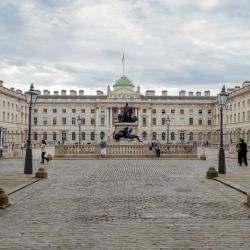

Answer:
[0,76,250,147]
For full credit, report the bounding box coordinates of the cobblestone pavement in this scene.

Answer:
[1,155,250,249]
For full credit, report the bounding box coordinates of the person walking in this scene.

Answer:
[239,139,248,166]
[236,138,241,165]
[40,140,49,163]
[99,137,107,158]
[155,140,161,158]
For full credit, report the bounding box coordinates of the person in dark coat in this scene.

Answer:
[239,139,248,166]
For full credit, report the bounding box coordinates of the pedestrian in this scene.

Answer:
[155,139,161,158]
[40,140,49,163]
[239,139,248,166]
[236,138,241,165]
[99,137,107,158]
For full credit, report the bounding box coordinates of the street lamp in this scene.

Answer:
[77,116,82,144]
[166,115,171,144]
[217,85,229,174]
[24,83,39,174]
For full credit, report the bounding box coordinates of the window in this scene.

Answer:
[189,118,193,125]
[81,118,85,125]
[199,109,202,114]
[72,109,76,113]
[162,132,166,141]
[43,108,47,113]
[152,117,156,125]
[152,132,157,141]
[171,109,175,114]
[62,117,66,125]
[162,118,165,125]
[179,131,185,143]
[43,117,47,125]
[171,132,175,141]
[189,132,193,141]
[91,132,95,141]
[142,131,147,140]
[152,109,156,114]
[81,109,85,113]
[91,118,95,125]
[72,132,76,140]
[208,119,211,125]
[199,119,202,125]
[53,118,57,125]
[72,117,76,125]
[180,109,184,114]
[91,109,95,113]
[62,109,66,113]
[53,109,57,113]
[101,117,105,126]
[100,131,105,139]
[43,132,47,140]
[34,132,38,141]
[34,108,38,113]
[208,109,211,114]
[162,109,165,114]
[143,117,147,126]
[81,132,85,141]
[142,109,147,113]
[53,132,57,141]
[34,117,37,125]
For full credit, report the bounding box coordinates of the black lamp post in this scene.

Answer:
[217,85,229,174]
[24,83,39,174]
[166,115,171,144]
[77,116,82,144]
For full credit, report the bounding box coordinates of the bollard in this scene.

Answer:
[35,167,48,178]
[0,188,11,209]
[206,167,218,179]
[246,193,250,207]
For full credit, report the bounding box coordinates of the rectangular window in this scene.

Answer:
[72,117,76,125]
[143,117,146,126]
[34,117,37,125]
[208,119,211,125]
[34,108,38,113]
[143,109,147,113]
[101,117,105,126]
[62,117,66,125]
[162,118,165,125]
[199,119,202,125]
[53,109,57,113]
[162,109,165,114]
[152,117,156,125]
[180,109,184,114]
[91,109,95,113]
[43,117,47,125]
[53,132,57,141]
[91,118,95,125]
[62,109,66,113]
[171,109,175,114]
[81,109,85,113]
[91,132,95,141]
[208,109,211,114]
[72,109,76,113]
[81,132,85,141]
[53,118,57,125]
[189,118,193,125]
[81,118,85,125]
[152,109,156,114]
[199,109,202,114]
[43,108,47,113]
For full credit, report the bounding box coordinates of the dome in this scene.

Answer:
[114,76,134,87]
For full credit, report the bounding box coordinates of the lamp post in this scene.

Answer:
[24,83,39,174]
[217,85,229,174]
[77,116,82,144]
[166,115,171,144]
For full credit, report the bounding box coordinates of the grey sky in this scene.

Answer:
[0,0,250,95]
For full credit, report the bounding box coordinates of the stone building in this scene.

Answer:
[0,77,250,147]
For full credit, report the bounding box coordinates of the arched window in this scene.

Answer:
[171,132,175,141]
[189,132,193,141]
[142,131,147,140]
[162,132,166,141]
[152,132,157,141]
[72,132,76,140]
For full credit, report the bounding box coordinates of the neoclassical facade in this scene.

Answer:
[0,77,250,147]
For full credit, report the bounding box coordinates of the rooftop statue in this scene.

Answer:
[118,102,137,123]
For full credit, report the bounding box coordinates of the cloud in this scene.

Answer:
[0,0,249,95]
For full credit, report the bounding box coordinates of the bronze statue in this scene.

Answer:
[118,103,137,123]
[114,127,142,142]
